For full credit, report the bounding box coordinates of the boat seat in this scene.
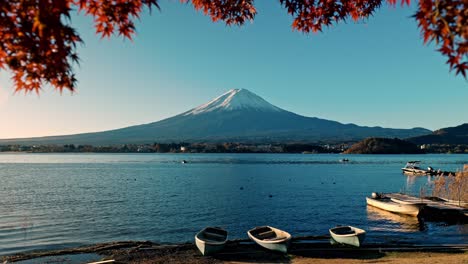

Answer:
[202,237,223,243]
[252,227,271,234]
[265,236,287,241]
[257,230,277,240]
[203,232,226,241]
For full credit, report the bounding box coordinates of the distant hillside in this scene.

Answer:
[408,124,468,145]
[0,89,431,145]
[344,137,424,154]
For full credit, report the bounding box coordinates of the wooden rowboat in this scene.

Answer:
[247,226,291,253]
[329,226,366,247]
[195,227,228,255]
[366,196,425,216]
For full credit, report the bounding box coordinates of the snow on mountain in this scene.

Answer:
[184,89,282,116]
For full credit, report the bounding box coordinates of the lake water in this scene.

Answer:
[0,153,467,255]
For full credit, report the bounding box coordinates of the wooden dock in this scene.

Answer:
[386,193,468,220]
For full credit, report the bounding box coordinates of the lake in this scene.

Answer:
[0,153,467,255]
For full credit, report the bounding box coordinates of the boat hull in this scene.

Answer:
[329,226,366,247]
[195,238,225,256]
[402,168,428,175]
[248,236,290,253]
[330,234,365,247]
[247,226,291,253]
[366,197,424,216]
[195,227,228,256]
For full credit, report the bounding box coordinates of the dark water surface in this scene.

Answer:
[0,153,467,255]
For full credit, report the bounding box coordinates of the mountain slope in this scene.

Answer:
[408,123,468,145]
[0,89,431,145]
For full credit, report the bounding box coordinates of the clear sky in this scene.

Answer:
[0,2,466,139]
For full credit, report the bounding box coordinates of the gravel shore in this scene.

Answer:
[3,240,467,264]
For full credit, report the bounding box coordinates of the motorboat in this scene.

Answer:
[401,161,429,175]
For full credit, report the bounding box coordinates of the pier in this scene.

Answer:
[386,193,468,220]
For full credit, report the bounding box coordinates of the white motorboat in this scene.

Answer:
[401,161,431,175]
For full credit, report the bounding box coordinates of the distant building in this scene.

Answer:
[340,144,350,151]
[180,146,187,152]
[420,144,429,150]
[271,146,284,153]
[137,145,151,152]
[256,144,272,152]
[19,146,31,152]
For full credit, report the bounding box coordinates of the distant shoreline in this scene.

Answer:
[0,150,467,154]
[2,141,467,154]
[0,151,467,154]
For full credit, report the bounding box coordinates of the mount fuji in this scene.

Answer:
[0,89,431,145]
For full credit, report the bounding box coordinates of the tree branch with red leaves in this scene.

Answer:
[0,0,466,93]
[414,0,467,77]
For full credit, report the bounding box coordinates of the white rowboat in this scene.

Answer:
[195,227,228,255]
[247,226,291,253]
[329,226,366,247]
[366,196,425,216]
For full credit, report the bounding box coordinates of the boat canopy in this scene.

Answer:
[404,161,423,169]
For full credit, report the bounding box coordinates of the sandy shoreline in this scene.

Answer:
[2,240,467,264]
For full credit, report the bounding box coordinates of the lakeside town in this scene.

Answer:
[1,142,467,154]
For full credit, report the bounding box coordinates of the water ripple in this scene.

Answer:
[0,153,466,255]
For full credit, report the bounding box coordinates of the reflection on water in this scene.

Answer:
[457,224,468,234]
[0,153,466,255]
[366,205,425,232]
[405,175,433,190]
[406,175,417,188]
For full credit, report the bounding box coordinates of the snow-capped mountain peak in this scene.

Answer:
[184,89,283,116]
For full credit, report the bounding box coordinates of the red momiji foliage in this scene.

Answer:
[0,0,466,93]
[414,0,467,77]
[0,0,157,93]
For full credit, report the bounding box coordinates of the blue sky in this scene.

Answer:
[0,1,466,139]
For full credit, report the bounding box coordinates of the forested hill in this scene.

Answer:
[408,124,468,145]
[344,138,424,154]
